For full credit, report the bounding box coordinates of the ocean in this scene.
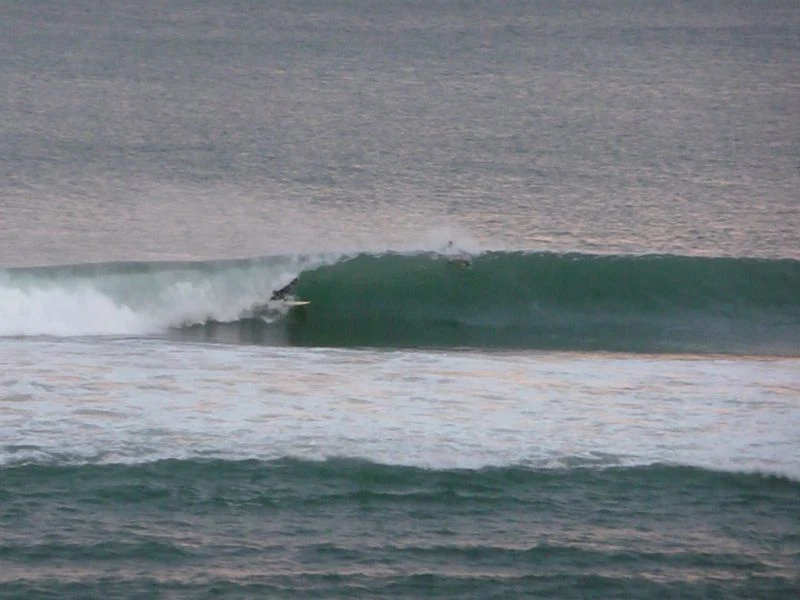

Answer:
[1,0,799,598]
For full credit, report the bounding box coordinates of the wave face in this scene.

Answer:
[2,252,799,354]
[283,252,800,353]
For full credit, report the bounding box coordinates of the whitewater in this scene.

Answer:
[3,333,798,475]
[0,253,330,337]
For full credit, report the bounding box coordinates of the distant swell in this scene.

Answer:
[3,251,799,354]
[3,459,797,597]
[6,457,799,495]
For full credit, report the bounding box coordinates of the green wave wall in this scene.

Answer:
[282,252,800,353]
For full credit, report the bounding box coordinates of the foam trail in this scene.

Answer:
[2,340,798,479]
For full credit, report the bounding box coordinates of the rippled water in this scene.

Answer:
[2,0,799,264]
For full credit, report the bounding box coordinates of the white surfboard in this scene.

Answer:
[251,299,310,318]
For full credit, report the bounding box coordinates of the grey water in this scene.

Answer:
[3,0,798,265]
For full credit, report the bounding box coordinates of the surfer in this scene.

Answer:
[270,277,299,301]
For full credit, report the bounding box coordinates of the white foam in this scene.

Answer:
[2,340,798,480]
[0,285,148,336]
[0,254,334,337]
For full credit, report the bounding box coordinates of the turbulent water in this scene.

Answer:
[2,0,800,598]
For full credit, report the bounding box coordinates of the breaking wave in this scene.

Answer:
[2,251,798,354]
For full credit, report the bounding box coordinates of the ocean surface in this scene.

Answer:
[2,0,799,598]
